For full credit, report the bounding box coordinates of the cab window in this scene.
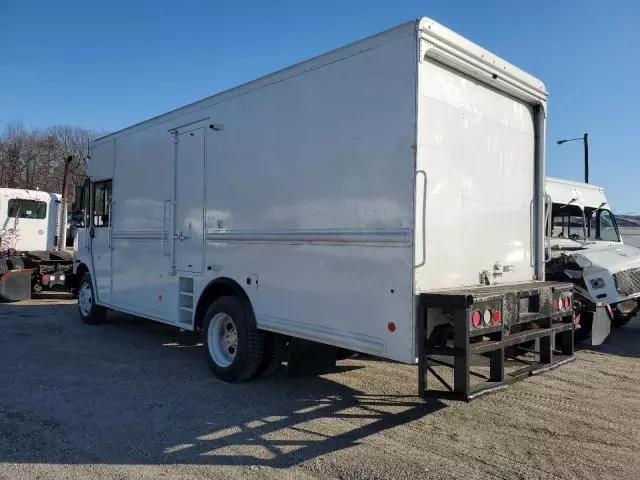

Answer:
[7,199,47,219]
[597,210,619,242]
[549,204,619,242]
[93,180,112,227]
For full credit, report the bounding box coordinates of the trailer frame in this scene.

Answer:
[417,281,576,401]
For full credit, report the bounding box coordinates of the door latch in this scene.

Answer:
[174,223,192,241]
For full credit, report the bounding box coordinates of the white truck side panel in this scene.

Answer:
[89,23,419,362]
[415,57,536,291]
[201,34,417,361]
[110,127,176,319]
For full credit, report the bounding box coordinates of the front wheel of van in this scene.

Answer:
[77,273,106,325]
[203,296,264,382]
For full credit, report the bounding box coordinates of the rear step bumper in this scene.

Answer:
[417,281,575,401]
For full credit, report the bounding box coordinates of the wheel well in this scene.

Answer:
[72,263,89,288]
[195,278,255,330]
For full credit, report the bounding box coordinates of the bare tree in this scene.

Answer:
[0,121,29,188]
[0,121,105,203]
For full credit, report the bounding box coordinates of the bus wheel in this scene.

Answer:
[203,295,264,382]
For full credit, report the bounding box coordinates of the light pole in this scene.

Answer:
[557,133,589,183]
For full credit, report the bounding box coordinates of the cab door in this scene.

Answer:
[90,179,112,304]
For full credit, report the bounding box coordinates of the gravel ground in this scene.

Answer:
[1,295,639,480]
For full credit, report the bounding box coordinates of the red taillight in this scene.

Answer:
[552,297,559,311]
[472,310,482,328]
[563,296,571,310]
[42,274,49,283]
[492,309,501,323]
[387,322,396,332]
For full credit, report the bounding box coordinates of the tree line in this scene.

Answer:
[0,121,106,203]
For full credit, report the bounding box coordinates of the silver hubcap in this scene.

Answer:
[78,282,93,316]
[207,313,238,368]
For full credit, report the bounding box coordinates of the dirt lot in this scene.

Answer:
[1,296,639,480]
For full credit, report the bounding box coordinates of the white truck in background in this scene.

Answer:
[0,187,75,300]
[73,17,576,400]
[545,177,640,343]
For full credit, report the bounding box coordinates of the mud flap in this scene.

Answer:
[590,303,611,346]
[0,269,33,302]
[286,338,337,377]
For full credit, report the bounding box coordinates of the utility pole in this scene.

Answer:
[57,155,73,251]
[557,133,590,183]
[583,133,589,183]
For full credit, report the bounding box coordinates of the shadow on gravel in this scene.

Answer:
[0,301,446,468]
[579,316,640,358]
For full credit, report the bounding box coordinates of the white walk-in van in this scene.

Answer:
[74,17,575,400]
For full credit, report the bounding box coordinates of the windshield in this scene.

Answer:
[548,204,620,242]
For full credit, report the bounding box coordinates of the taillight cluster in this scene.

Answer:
[552,294,572,313]
[471,307,502,329]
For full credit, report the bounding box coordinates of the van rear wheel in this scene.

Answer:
[255,332,287,377]
[203,296,264,382]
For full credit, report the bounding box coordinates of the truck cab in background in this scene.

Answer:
[545,177,640,343]
[0,187,75,299]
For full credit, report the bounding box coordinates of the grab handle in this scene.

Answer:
[415,170,427,268]
[163,199,171,256]
[107,201,113,249]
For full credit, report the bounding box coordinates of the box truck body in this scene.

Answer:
[75,18,574,399]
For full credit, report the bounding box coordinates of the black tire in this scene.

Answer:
[203,295,264,382]
[67,274,79,298]
[7,256,24,270]
[574,312,593,343]
[611,314,633,328]
[255,333,287,378]
[77,272,106,325]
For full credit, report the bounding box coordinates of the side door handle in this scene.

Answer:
[175,223,192,241]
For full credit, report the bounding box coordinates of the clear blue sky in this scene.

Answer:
[1,0,639,211]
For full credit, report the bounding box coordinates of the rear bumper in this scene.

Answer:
[417,281,575,401]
